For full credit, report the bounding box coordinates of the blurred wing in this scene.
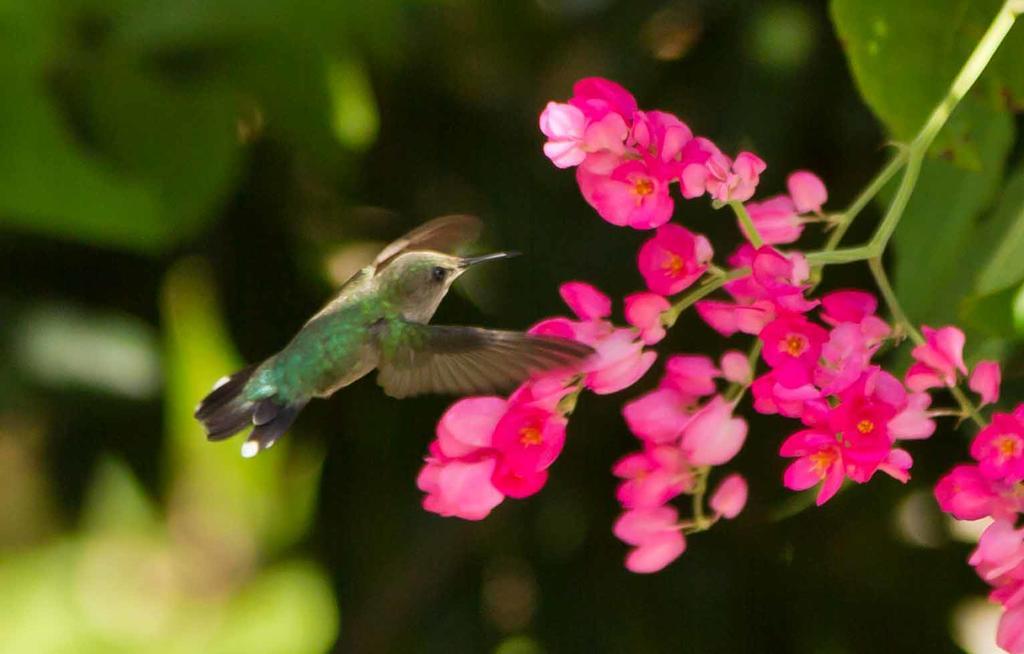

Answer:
[373,214,482,273]
[374,322,593,399]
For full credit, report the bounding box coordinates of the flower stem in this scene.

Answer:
[663,267,750,326]
[868,257,987,428]
[730,201,764,248]
[823,149,907,252]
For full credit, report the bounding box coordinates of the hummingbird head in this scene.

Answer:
[377,250,519,322]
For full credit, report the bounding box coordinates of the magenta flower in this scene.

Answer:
[905,325,967,390]
[780,430,845,506]
[710,473,748,519]
[624,292,670,344]
[492,405,566,477]
[887,392,936,441]
[681,149,766,203]
[695,299,775,337]
[613,446,692,509]
[743,195,803,245]
[577,159,675,229]
[970,360,1002,406]
[436,396,506,458]
[584,328,658,394]
[631,110,693,168]
[786,170,828,214]
[751,371,821,418]
[664,354,721,398]
[569,77,638,122]
[680,396,747,465]
[418,457,505,521]
[971,413,1024,482]
[999,605,1024,654]
[720,350,752,384]
[560,281,612,321]
[622,387,695,444]
[759,314,829,387]
[934,464,1001,520]
[539,102,588,168]
[820,290,878,326]
[970,519,1024,582]
[613,506,687,573]
[637,223,713,295]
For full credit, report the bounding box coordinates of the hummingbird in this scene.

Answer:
[195,215,594,457]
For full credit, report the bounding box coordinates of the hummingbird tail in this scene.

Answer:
[194,364,308,458]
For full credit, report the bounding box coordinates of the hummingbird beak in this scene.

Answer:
[458,251,521,268]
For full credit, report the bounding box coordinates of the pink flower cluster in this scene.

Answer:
[540,78,767,229]
[613,353,751,572]
[417,281,658,519]
[929,359,1024,652]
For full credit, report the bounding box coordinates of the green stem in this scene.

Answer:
[663,267,750,327]
[868,257,986,428]
[730,201,764,248]
[823,149,907,252]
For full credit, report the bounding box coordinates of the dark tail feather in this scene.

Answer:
[240,398,308,458]
[195,365,259,441]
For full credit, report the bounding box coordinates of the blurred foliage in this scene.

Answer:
[1,0,1023,652]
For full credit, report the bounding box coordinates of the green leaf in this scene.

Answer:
[974,165,1024,295]
[891,102,1013,325]
[830,0,1024,165]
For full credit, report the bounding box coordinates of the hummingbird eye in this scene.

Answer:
[431,266,448,282]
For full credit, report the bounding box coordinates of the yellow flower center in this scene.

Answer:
[995,434,1021,462]
[779,333,809,358]
[809,450,837,477]
[856,419,875,435]
[633,176,655,203]
[661,253,684,276]
[519,425,543,447]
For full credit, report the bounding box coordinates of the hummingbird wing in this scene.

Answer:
[374,322,594,399]
[373,214,482,273]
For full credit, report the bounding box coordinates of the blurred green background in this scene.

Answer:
[2,0,1024,652]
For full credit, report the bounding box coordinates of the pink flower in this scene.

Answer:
[624,292,670,344]
[622,387,695,444]
[436,396,506,458]
[905,325,967,390]
[724,246,815,315]
[820,290,878,326]
[664,355,720,398]
[814,323,872,395]
[631,110,693,169]
[539,102,588,168]
[751,371,821,418]
[970,360,1002,406]
[695,299,775,337]
[418,457,505,520]
[878,448,913,483]
[970,519,1024,582]
[584,328,658,394]
[934,464,999,520]
[720,350,752,384]
[637,224,713,295]
[680,396,747,465]
[971,412,1024,482]
[759,314,829,387]
[710,473,748,519]
[780,430,845,505]
[888,392,935,440]
[613,446,692,508]
[577,159,674,229]
[786,170,827,214]
[743,195,803,245]
[999,605,1024,654]
[569,77,638,122]
[681,149,766,203]
[560,281,612,321]
[613,506,687,573]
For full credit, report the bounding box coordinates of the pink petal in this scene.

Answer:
[709,473,748,519]
[998,605,1024,654]
[664,354,720,397]
[786,170,827,214]
[426,458,506,520]
[436,396,507,458]
[559,281,612,320]
[625,531,686,573]
[720,350,752,384]
[680,396,747,465]
[969,360,1002,406]
[624,292,670,344]
[613,506,679,545]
